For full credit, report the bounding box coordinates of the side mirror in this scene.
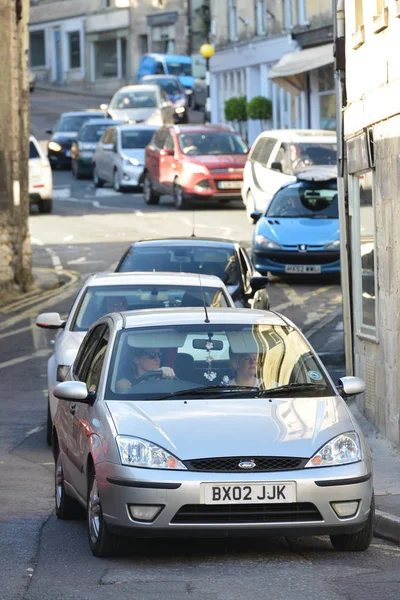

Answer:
[36,312,65,329]
[250,276,269,291]
[160,148,174,156]
[337,376,366,397]
[271,161,282,172]
[100,103,109,111]
[102,143,114,151]
[46,129,53,135]
[53,381,95,405]
[250,210,262,223]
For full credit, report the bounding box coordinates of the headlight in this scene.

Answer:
[326,240,341,249]
[175,106,186,114]
[123,157,141,167]
[48,141,62,152]
[255,234,281,249]
[116,436,187,470]
[305,432,362,468]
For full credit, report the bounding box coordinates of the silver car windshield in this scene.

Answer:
[111,91,157,109]
[106,323,333,400]
[71,285,229,332]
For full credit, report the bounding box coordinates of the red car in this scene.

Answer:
[143,124,249,209]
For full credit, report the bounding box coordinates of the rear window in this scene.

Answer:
[29,141,40,159]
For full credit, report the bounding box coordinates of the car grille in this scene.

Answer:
[254,251,340,265]
[171,503,323,524]
[183,457,307,472]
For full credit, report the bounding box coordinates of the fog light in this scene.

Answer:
[331,501,359,518]
[194,180,211,192]
[128,505,163,522]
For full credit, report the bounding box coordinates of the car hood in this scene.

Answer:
[258,217,340,246]
[186,155,247,170]
[56,331,86,365]
[107,108,158,123]
[106,396,354,459]
[178,75,194,89]
[121,148,145,162]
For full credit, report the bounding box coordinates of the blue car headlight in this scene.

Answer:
[325,240,341,250]
[255,234,281,250]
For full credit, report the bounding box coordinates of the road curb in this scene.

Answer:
[374,509,400,545]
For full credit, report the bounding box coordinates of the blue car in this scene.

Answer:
[251,167,340,275]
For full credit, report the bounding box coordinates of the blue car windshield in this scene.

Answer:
[266,182,338,219]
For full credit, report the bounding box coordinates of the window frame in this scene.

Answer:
[228,0,238,42]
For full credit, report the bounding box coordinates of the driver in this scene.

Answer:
[182,136,198,155]
[116,348,176,392]
[228,350,262,388]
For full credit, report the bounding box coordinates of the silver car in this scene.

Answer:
[92,124,158,191]
[53,308,374,557]
[101,84,175,126]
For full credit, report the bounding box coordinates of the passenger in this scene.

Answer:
[228,349,262,388]
[116,348,176,392]
[104,296,128,313]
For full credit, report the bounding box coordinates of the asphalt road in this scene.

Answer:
[0,91,398,600]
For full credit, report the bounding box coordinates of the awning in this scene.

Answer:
[269,44,334,94]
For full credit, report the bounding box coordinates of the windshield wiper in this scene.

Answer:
[257,383,328,397]
[154,385,259,401]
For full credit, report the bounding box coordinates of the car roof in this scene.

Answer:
[145,53,191,63]
[114,84,160,93]
[256,129,337,143]
[171,124,236,134]
[130,238,237,250]
[295,166,337,181]
[84,271,226,287]
[120,307,287,329]
[116,124,159,131]
[142,74,180,81]
[81,118,114,126]
[60,111,105,117]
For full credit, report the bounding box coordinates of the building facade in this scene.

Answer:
[209,0,336,143]
[29,0,207,93]
[341,0,400,445]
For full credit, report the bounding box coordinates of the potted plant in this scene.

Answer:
[247,96,273,131]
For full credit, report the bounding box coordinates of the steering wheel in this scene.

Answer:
[134,370,165,384]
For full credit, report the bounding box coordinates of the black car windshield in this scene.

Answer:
[111,91,157,109]
[117,246,240,286]
[71,284,229,332]
[266,181,339,219]
[56,115,101,132]
[290,143,337,168]
[80,123,110,142]
[145,78,181,95]
[105,323,333,400]
[121,129,155,149]
[166,62,192,77]
[178,133,248,156]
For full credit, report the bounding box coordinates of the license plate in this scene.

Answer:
[201,482,296,504]
[65,150,71,157]
[285,265,321,274]
[217,180,242,190]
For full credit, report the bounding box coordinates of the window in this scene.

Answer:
[121,129,156,149]
[228,0,238,41]
[283,0,292,30]
[93,38,126,79]
[140,35,148,54]
[255,0,266,36]
[85,329,109,393]
[316,65,336,130]
[352,171,377,336]
[29,141,40,159]
[110,91,157,109]
[68,31,81,69]
[250,137,277,165]
[153,128,168,149]
[151,25,175,53]
[274,144,291,174]
[164,134,175,151]
[74,325,107,381]
[29,30,45,67]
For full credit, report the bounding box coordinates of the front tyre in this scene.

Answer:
[330,495,375,552]
[46,399,52,446]
[93,166,104,188]
[173,181,187,210]
[87,467,121,557]
[143,173,160,205]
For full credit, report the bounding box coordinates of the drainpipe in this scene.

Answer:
[334,0,353,375]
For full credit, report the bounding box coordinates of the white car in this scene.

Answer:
[101,84,175,126]
[92,124,158,191]
[29,135,53,214]
[36,271,234,445]
[242,129,337,221]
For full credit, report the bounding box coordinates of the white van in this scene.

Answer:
[242,129,337,221]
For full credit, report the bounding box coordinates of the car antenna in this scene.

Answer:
[191,211,196,237]
[198,274,210,323]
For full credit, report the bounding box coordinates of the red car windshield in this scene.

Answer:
[178,133,248,156]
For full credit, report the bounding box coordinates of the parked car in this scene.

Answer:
[143,124,248,209]
[29,135,53,214]
[36,271,234,445]
[141,74,190,123]
[52,306,373,557]
[101,84,174,126]
[71,118,125,179]
[137,53,194,91]
[92,124,158,191]
[251,167,340,276]
[47,111,107,169]
[242,129,337,221]
[29,70,36,92]
[115,237,270,310]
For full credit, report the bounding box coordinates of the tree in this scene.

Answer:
[247,96,273,130]
[224,97,248,139]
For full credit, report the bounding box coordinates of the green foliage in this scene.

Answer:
[224,97,248,122]
[247,96,273,121]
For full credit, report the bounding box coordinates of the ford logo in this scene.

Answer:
[238,460,256,470]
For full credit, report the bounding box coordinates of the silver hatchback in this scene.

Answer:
[53,308,374,557]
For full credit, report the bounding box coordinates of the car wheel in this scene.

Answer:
[55,446,82,520]
[38,199,52,214]
[246,191,256,223]
[330,495,375,552]
[173,180,187,210]
[93,166,104,188]
[113,169,124,192]
[87,466,121,557]
[46,399,52,446]
[72,160,81,180]
[143,172,160,205]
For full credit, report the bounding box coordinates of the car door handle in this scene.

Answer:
[69,403,77,415]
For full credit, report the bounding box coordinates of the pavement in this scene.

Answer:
[2,263,400,548]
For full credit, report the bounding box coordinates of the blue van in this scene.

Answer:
[137,54,194,90]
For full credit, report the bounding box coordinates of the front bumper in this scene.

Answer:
[252,249,341,275]
[48,147,72,167]
[121,165,145,187]
[96,460,372,538]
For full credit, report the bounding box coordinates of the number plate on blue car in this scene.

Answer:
[201,482,296,504]
[285,265,321,274]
